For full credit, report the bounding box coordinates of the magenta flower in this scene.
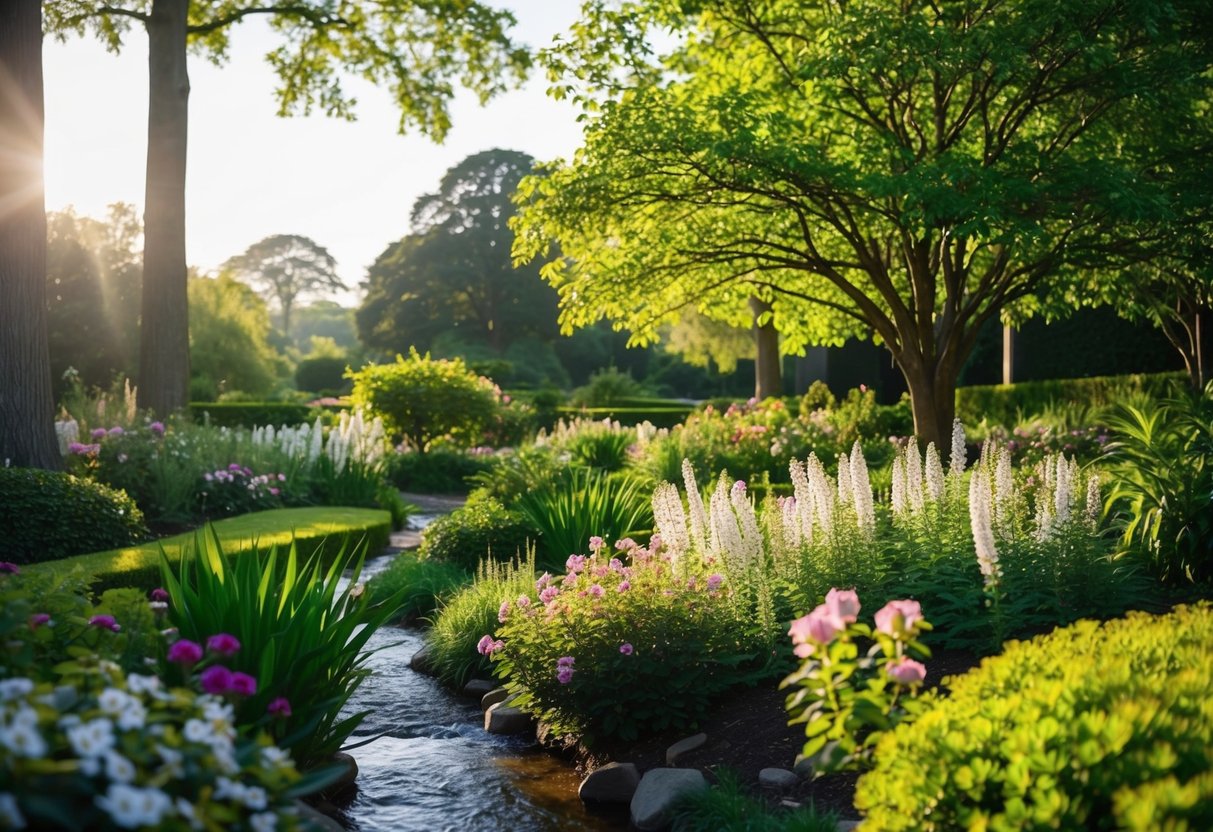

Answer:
[874,600,924,638]
[619,643,634,655]
[107,426,124,437]
[199,665,234,695]
[149,588,170,603]
[825,588,861,624]
[0,562,20,575]
[556,666,575,684]
[229,672,257,697]
[28,613,51,629]
[90,428,107,440]
[617,580,631,592]
[89,614,121,632]
[149,421,165,436]
[706,574,724,592]
[886,657,927,686]
[206,633,241,656]
[498,600,512,623]
[268,697,292,718]
[167,639,204,665]
[557,656,575,668]
[228,463,242,472]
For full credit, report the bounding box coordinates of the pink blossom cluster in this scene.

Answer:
[788,589,927,686]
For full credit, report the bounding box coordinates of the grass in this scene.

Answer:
[367,551,471,621]
[670,770,840,832]
[26,507,392,592]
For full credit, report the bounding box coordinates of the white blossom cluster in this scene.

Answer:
[249,409,387,470]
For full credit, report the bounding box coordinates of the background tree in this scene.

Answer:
[663,307,754,376]
[514,0,1213,446]
[46,0,531,417]
[358,149,559,356]
[189,274,289,400]
[224,234,343,340]
[0,0,60,469]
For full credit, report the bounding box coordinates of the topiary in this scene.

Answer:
[854,604,1213,831]
[419,494,535,571]
[0,467,148,563]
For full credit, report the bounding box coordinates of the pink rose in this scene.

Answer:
[788,604,844,658]
[886,657,927,686]
[874,600,923,637]
[825,588,861,624]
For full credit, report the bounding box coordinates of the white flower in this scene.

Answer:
[66,718,115,758]
[250,811,278,832]
[8,705,38,730]
[156,744,184,778]
[96,783,166,829]
[0,679,33,703]
[105,750,137,784]
[213,746,240,775]
[213,776,246,803]
[0,792,24,830]
[80,756,101,777]
[243,786,268,811]
[183,719,210,744]
[114,701,147,732]
[176,797,204,831]
[0,720,46,759]
[949,418,967,476]
[260,746,292,768]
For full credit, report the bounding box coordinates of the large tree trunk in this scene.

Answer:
[0,0,61,470]
[750,296,781,399]
[138,0,191,416]
[897,354,959,451]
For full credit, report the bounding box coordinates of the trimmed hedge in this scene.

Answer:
[26,507,391,593]
[855,604,1213,831]
[0,467,149,563]
[189,401,313,428]
[419,496,534,571]
[555,405,695,429]
[955,371,1185,428]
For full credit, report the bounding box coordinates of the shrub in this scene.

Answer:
[418,495,534,571]
[854,605,1213,832]
[295,355,350,394]
[568,366,649,407]
[0,467,147,563]
[670,770,840,832]
[954,371,1185,429]
[385,448,496,494]
[188,401,313,428]
[348,349,501,452]
[367,552,470,621]
[427,551,537,688]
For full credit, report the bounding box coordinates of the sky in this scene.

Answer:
[42,1,586,307]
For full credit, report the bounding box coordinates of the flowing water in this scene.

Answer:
[328,521,628,831]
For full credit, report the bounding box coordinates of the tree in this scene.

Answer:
[46,1,531,417]
[513,0,1213,446]
[0,0,60,470]
[358,149,559,355]
[224,234,343,340]
[189,274,288,399]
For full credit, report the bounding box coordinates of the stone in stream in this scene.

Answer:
[327,752,359,793]
[758,767,799,790]
[665,732,707,766]
[462,678,495,699]
[408,644,433,674]
[481,687,510,711]
[578,761,641,804]
[630,768,707,831]
[793,757,815,779]
[484,702,533,735]
[294,800,346,831]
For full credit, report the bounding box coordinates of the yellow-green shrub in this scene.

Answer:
[855,605,1213,831]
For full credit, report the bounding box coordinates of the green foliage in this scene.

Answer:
[670,770,839,832]
[188,401,314,428]
[1102,386,1213,583]
[161,529,404,769]
[466,445,565,505]
[426,551,537,688]
[490,543,767,743]
[954,372,1185,430]
[223,234,344,339]
[189,275,290,399]
[0,467,148,563]
[514,468,653,570]
[556,405,694,429]
[348,349,501,452]
[568,366,650,407]
[385,448,496,494]
[295,354,350,395]
[367,551,470,621]
[418,495,533,572]
[854,605,1213,832]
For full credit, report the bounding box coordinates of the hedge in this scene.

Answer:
[188,401,314,428]
[555,405,695,429]
[954,371,1186,428]
[25,507,392,593]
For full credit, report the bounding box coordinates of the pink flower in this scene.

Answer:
[617,580,631,593]
[28,613,51,629]
[588,536,605,553]
[229,672,257,697]
[0,562,19,574]
[516,595,531,608]
[706,574,724,592]
[268,697,292,718]
[608,558,623,572]
[150,588,170,603]
[476,635,504,655]
[167,639,204,665]
[886,657,927,686]
[565,555,587,574]
[90,428,107,440]
[619,643,634,655]
[228,463,242,472]
[148,421,165,436]
[874,600,923,637]
[539,586,561,605]
[535,573,553,591]
[615,538,637,552]
[199,665,234,695]
[788,605,844,658]
[269,487,280,497]
[207,633,241,656]
[498,601,512,623]
[825,588,861,624]
[89,614,121,632]
[107,426,124,437]
[557,656,575,667]
[588,584,604,598]
[556,666,575,684]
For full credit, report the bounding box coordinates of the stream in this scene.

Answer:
[329,525,628,831]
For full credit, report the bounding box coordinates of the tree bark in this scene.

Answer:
[897,354,958,451]
[750,296,781,399]
[138,0,191,416]
[0,0,61,470]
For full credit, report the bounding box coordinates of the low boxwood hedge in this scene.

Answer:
[25,507,391,593]
[188,401,314,428]
[555,405,694,429]
[954,371,1185,428]
[855,604,1213,831]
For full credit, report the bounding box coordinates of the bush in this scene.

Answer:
[367,552,470,621]
[954,371,1185,429]
[296,354,350,394]
[670,770,840,832]
[348,349,501,452]
[188,401,313,428]
[568,366,650,407]
[386,448,496,494]
[0,467,148,563]
[855,605,1213,831]
[419,495,535,571]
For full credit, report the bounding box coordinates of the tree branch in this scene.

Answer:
[187,5,349,36]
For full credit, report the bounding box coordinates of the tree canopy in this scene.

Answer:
[513,0,1213,444]
[189,274,288,399]
[223,234,343,339]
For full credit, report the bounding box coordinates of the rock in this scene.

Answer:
[484,702,533,735]
[665,732,708,766]
[578,762,641,804]
[463,678,496,699]
[481,687,510,711]
[759,768,799,790]
[836,822,861,831]
[630,768,708,831]
[327,752,359,793]
[294,801,346,832]
[408,645,433,674]
[793,757,814,778]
